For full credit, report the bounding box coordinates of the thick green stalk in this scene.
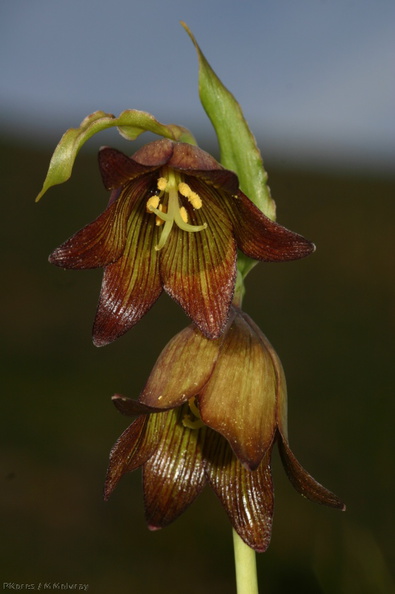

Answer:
[233,529,259,594]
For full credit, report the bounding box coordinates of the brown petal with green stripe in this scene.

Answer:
[160,187,237,339]
[139,324,223,410]
[104,412,164,500]
[203,430,274,552]
[49,195,129,269]
[198,310,278,470]
[217,190,315,262]
[92,191,162,346]
[143,407,207,529]
[277,430,346,511]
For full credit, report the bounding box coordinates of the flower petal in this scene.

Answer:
[198,310,277,469]
[49,197,129,269]
[133,139,226,173]
[203,430,274,553]
[139,324,222,409]
[160,184,237,339]
[104,413,163,500]
[99,147,159,190]
[218,190,315,261]
[143,407,206,529]
[92,193,162,346]
[111,394,167,416]
[277,430,345,510]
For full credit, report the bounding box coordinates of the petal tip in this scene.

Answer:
[147,523,162,532]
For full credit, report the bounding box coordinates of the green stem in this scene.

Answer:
[232,529,259,594]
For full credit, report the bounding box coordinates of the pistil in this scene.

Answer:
[146,170,207,251]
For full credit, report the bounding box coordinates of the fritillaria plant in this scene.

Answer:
[37,21,344,594]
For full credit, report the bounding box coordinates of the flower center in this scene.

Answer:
[182,397,205,430]
[146,169,207,251]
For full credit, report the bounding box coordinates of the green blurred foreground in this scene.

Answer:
[1,140,394,593]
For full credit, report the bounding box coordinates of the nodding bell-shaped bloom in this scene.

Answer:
[104,307,344,552]
[49,139,314,346]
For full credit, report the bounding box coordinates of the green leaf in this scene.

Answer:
[182,23,277,280]
[181,23,276,222]
[35,109,197,201]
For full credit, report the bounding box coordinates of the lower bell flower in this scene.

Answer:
[104,307,344,552]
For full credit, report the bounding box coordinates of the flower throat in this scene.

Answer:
[146,169,207,251]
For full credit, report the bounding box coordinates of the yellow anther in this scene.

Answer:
[179,206,188,224]
[146,195,160,212]
[178,182,202,209]
[157,177,168,192]
[188,191,202,209]
[178,182,191,198]
[188,397,201,419]
[181,398,204,430]
[156,204,167,226]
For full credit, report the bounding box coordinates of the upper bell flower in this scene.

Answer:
[104,307,344,552]
[49,139,315,346]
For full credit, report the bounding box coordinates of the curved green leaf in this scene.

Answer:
[182,23,279,280]
[35,109,196,201]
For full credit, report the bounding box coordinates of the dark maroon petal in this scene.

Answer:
[203,430,274,552]
[111,394,169,416]
[218,190,315,261]
[160,192,237,339]
[198,310,277,470]
[104,413,163,500]
[139,324,222,410]
[49,198,128,269]
[185,168,239,195]
[132,139,227,173]
[99,147,159,190]
[167,142,224,171]
[277,430,345,510]
[131,139,175,167]
[92,194,162,346]
[143,407,206,529]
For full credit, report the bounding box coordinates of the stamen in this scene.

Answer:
[179,206,188,224]
[178,182,191,197]
[188,191,202,209]
[146,195,160,212]
[178,182,202,209]
[149,171,207,251]
[157,177,168,192]
[182,398,204,430]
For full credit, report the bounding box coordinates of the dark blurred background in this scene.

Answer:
[1,2,394,593]
[2,137,394,593]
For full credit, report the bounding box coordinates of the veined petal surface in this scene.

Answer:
[140,324,222,409]
[143,407,206,529]
[218,191,315,262]
[104,413,163,500]
[49,197,129,269]
[160,183,237,338]
[203,430,274,552]
[277,431,346,510]
[93,193,162,346]
[198,310,277,469]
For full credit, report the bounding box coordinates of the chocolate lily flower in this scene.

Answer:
[104,308,344,552]
[49,139,314,346]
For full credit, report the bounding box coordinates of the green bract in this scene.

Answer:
[35,109,197,202]
[182,22,276,280]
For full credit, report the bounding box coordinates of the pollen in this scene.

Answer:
[178,182,191,197]
[157,177,168,192]
[188,191,202,209]
[179,206,188,224]
[178,182,202,210]
[146,195,160,212]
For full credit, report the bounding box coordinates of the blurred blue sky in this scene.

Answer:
[1,0,394,171]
